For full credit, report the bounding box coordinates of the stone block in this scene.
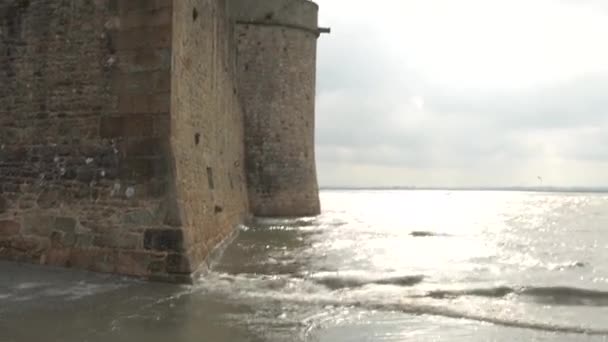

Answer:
[100,116,126,138]
[125,137,164,157]
[113,27,172,50]
[119,158,153,180]
[117,70,170,94]
[113,0,172,16]
[117,93,170,113]
[23,213,54,237]
[10,236,47,256]
[143,228,183,252]
[117,48,171,73]
[36,189,60,209]
[166,253,191,274]
[0,220,20,237]
[69,248,116,274]
[74,234,94,248]
[119,7,172,30]
[123,209,156,225]
[76,166,97,183]
[53,217,77,233]
[116,250,166,277]
[44,248,71,266]
[101,115,164,138]
[0,196,7,214]
[155,197,182,227]
[93,232,141,250]
[119,158,168,181]
[146,180,168,198]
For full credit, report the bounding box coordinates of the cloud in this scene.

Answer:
[314,0,608,187]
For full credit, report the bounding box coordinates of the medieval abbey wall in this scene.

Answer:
[0,0,322,282]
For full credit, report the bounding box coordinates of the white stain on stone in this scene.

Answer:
[111,183,121,197]
[106,55,117,68]
[125,187,135,198]
[85,158,94,165]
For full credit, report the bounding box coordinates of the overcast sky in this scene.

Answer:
[314,0,608,187]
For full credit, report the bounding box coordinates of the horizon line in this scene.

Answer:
[319,186,608,193]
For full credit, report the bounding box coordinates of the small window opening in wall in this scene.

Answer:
[194,133,201,146]
[192,7,199,21]
[207,167,214,189]
[265,12,274,20]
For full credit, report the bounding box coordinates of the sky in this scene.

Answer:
[313,0,608,188]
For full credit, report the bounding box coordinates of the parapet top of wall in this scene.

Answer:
[229,0,319,32]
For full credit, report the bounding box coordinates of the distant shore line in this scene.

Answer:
[320,187,608,193]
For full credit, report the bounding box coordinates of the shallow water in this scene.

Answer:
[2,190,608,341]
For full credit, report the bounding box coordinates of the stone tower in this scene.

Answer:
[231,0,325,217]
[0,0,327,281]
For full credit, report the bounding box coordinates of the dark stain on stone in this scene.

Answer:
[0,197,7,213]
[144,229,183,252]
[53,216,76,233]
[166,253,191,274]
[37,189,60,209]
[206,167,214,190]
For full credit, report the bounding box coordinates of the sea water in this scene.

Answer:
[2,190,608,341]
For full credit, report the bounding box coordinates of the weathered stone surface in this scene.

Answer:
[115,250,166,277]
[166,253,192,274]
[93,232,140,250]
[74,234,94,248]
[0,0,322,282]
[37,189,60,209]
[0,197,8,214]
[69,248,116,274]
[155,197,182,227]
[0,221,21,237]
[123,209,155,226]
[23,214,54,237]
[53,217,77,233]
[44,247,71,266]
[143,229,183,252]
[232,0,321,217]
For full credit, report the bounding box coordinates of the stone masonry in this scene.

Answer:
[0,0,325,282]
[232,0,322,217]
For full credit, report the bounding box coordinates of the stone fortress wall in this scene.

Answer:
[231,0,321,217]
[0,0,324,282]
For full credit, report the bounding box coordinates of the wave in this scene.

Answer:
[310,274,425,290]
[194,272,608,336]
[359,302,608,336]
[548,261,588,270]
[424,285,608,306]
[409,231,451,237]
